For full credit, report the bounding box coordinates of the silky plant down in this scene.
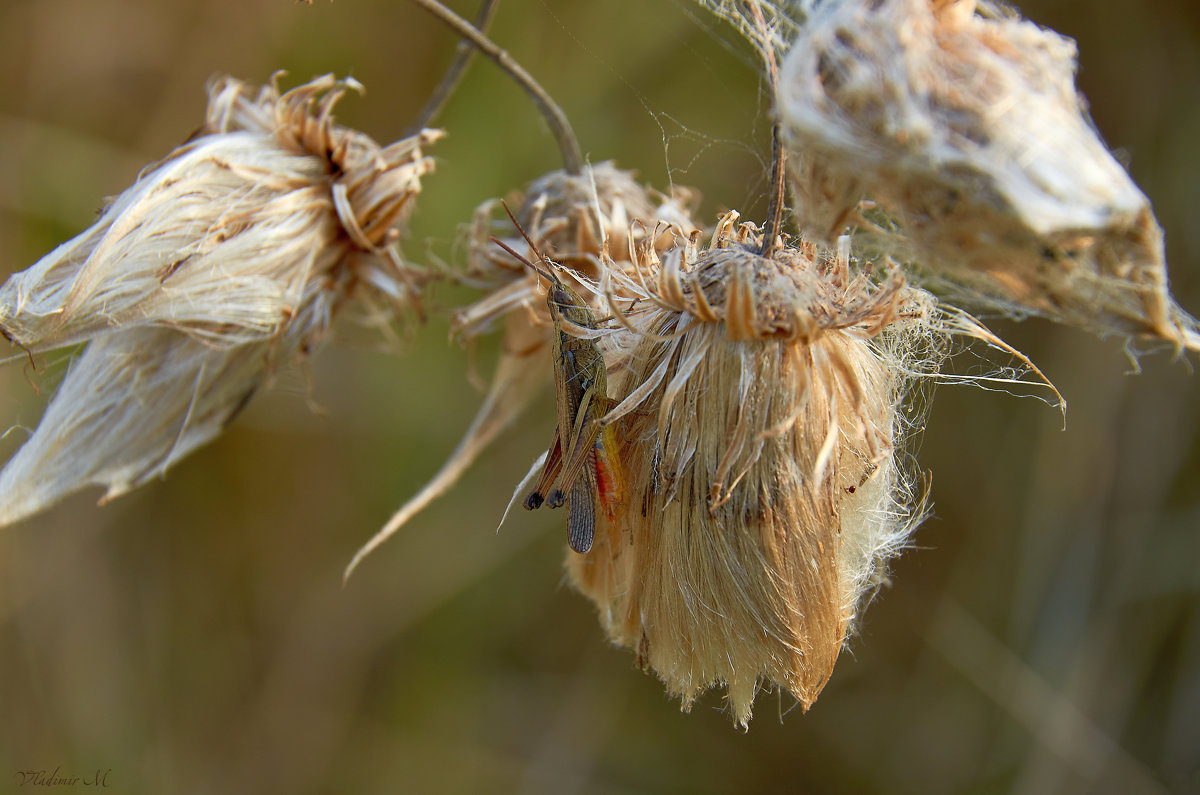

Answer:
[0,74,438,525]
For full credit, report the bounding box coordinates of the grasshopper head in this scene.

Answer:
[547,283,574,309]
[544,278,599,331]
[545,280,584,316]
[490,200,599,326]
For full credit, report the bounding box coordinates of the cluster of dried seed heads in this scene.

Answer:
[0,0,1195,730]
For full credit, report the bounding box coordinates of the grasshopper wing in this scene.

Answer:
[566,448,598,553]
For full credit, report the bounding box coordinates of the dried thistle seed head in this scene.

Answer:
[776,0,1199,351]
[0,74,439,526]
[567,215,937,727]
[512,162,700,268]
[458,163,697,310]
[454,162,701,369]
[346,163,700,577]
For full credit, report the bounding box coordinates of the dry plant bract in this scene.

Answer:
[775,0,1199,350]
[568,214,943,727]
[0,74,439,525]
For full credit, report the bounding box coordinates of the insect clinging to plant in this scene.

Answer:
[490,202,624,554]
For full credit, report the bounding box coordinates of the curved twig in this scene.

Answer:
[404,0,500,134]
[408,0,584,174]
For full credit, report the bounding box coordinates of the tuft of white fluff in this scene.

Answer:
[774,0,1198,350]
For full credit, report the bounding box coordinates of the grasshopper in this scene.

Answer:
[491,202,623,553]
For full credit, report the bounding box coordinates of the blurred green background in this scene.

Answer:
[0,1,1197,793]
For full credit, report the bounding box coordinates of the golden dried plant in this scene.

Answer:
[348,2,1062,726]
[0,0,1183,738]
[552,214,946,726]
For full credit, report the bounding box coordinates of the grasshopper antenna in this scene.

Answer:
[404,0,500,135]
[491,236,556,285]
[408,0,584,175]
[492,200,560,280]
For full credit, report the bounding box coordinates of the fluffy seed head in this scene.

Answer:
[775,0,1199,350]
[0,74,439,525]
[453,162,698,340]
[567,214,939,726]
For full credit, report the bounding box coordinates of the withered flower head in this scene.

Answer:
[342,0,703,576]
[567,214,940,727]
[454,162,698,336]
[0,73,439,525]
[346,162,700,576]
[775,0,1199,350]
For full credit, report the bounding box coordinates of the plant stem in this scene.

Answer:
[408,0,584,175]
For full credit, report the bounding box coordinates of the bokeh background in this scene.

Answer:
[0,1,1197,793]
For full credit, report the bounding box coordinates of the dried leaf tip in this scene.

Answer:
[0,74,440,527]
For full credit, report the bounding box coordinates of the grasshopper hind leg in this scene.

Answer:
[524,433,564,511]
